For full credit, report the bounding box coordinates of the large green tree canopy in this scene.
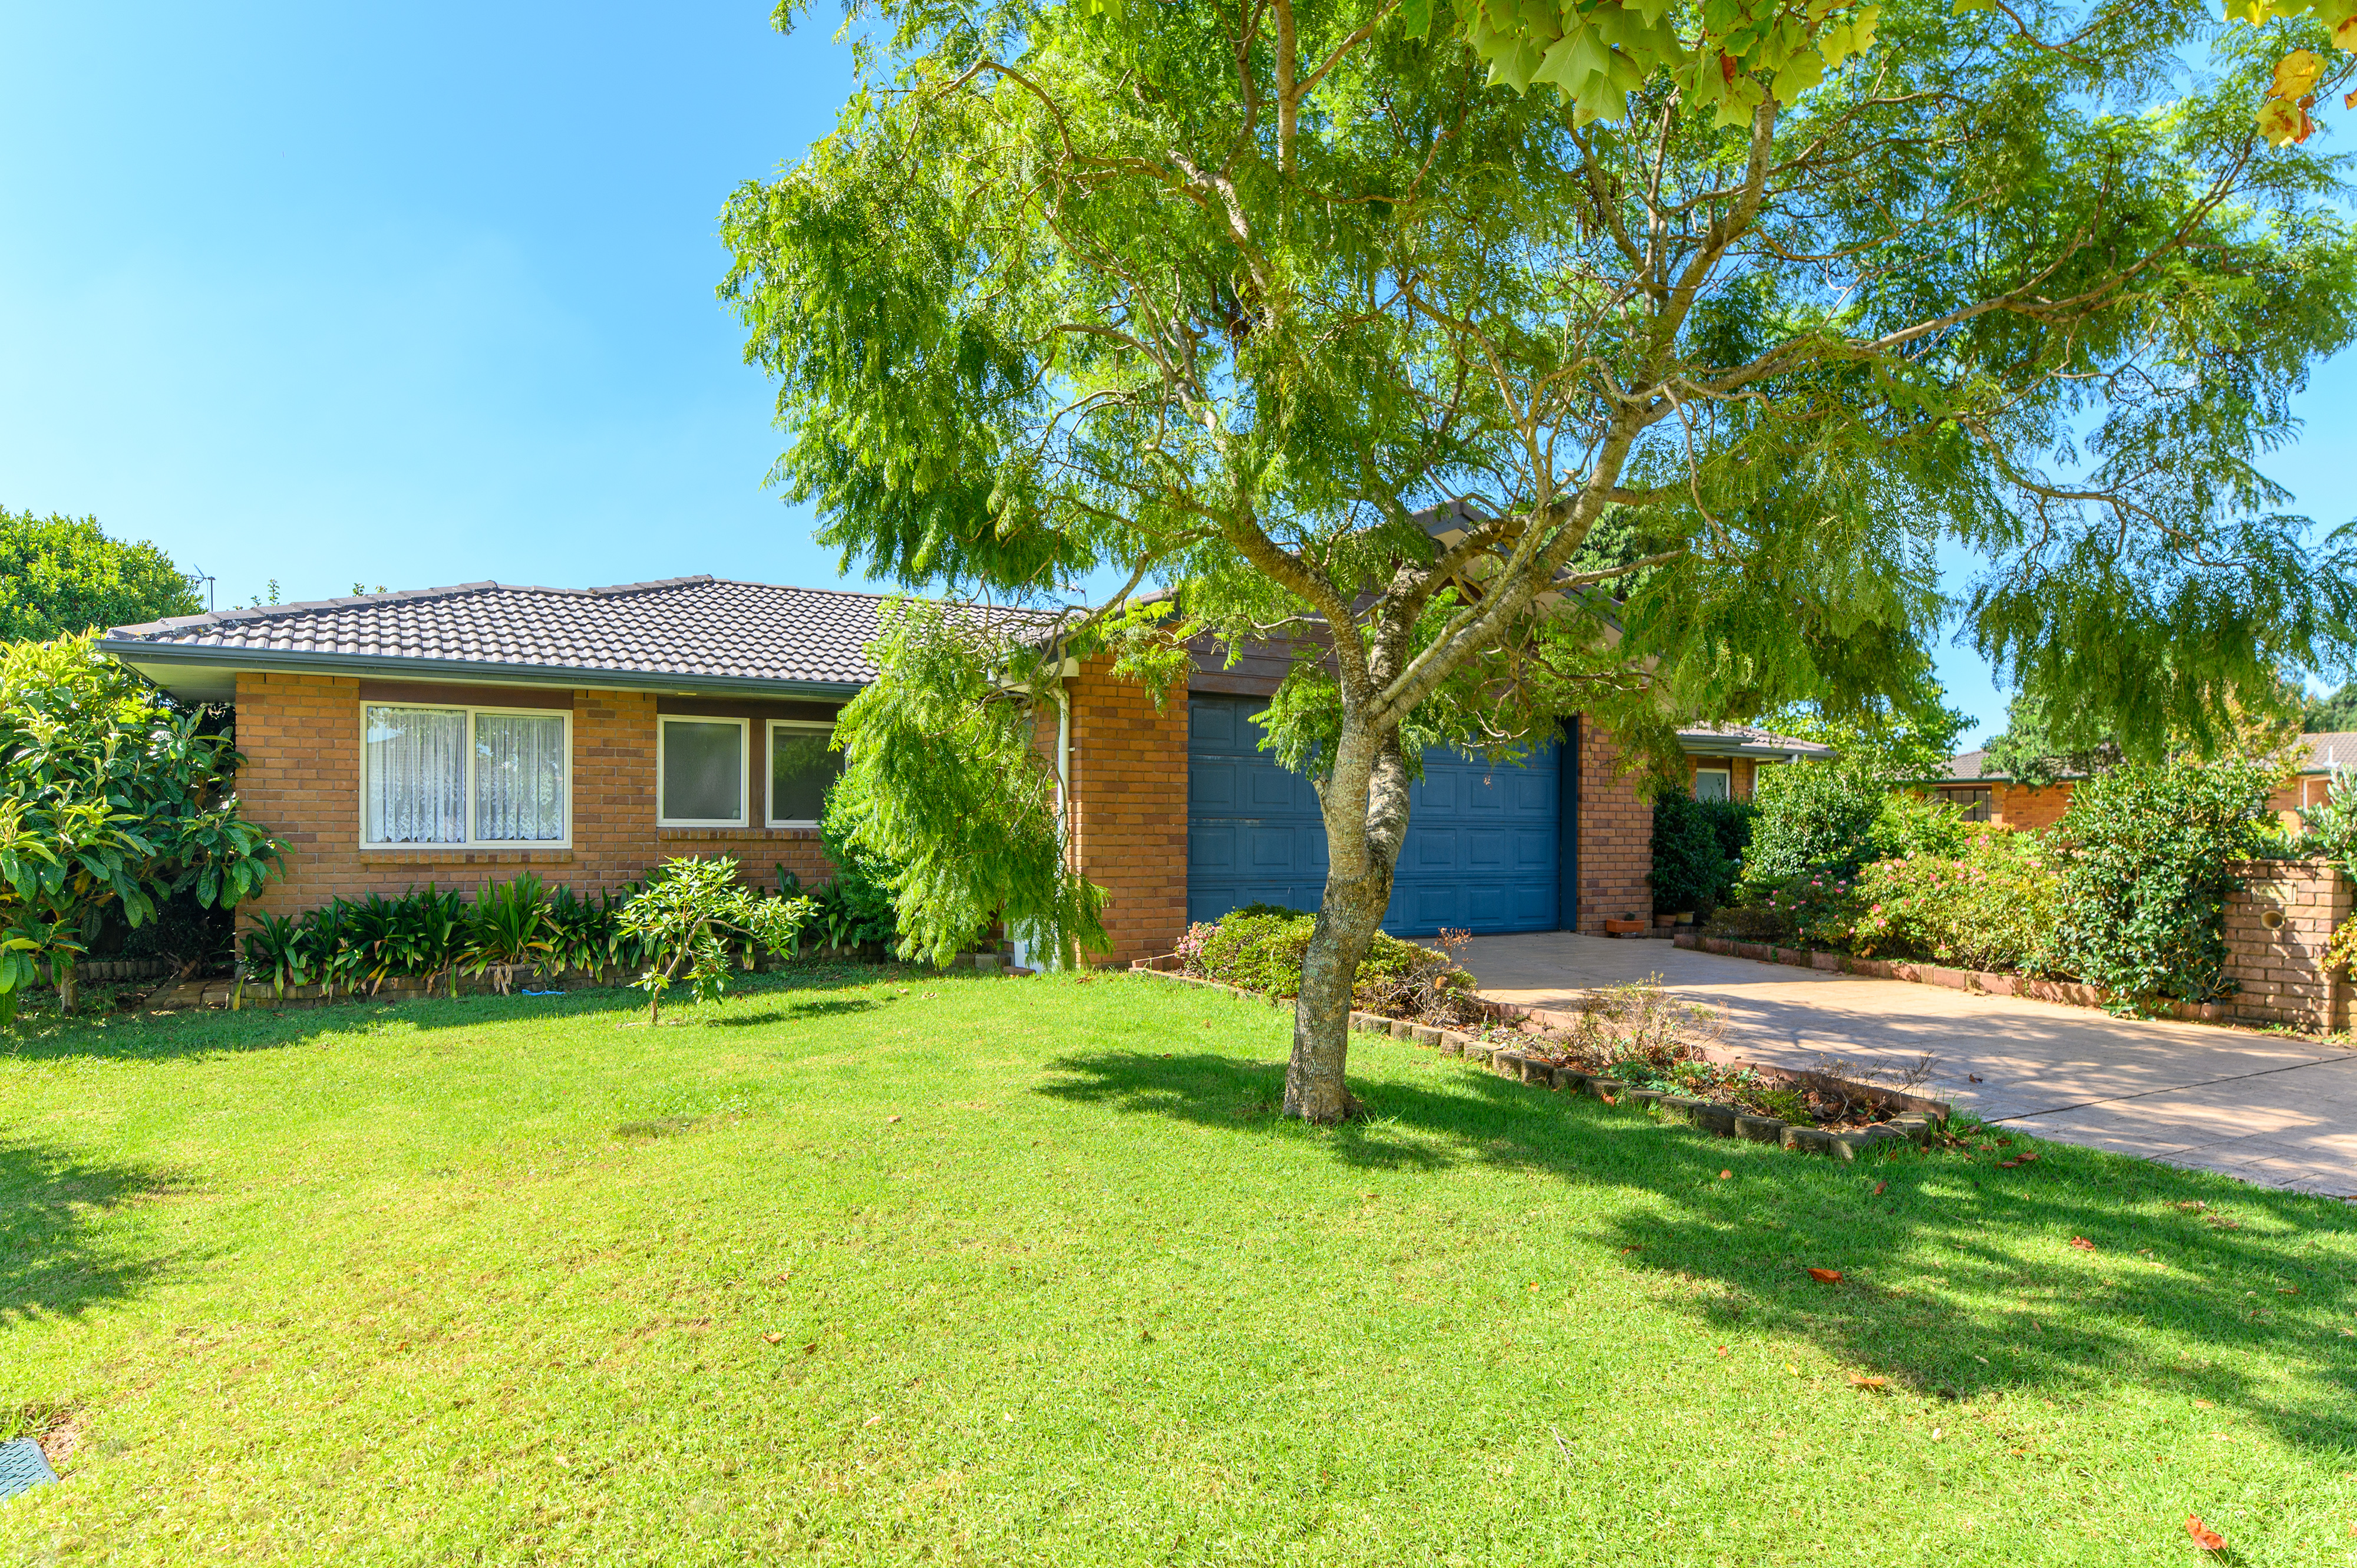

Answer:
[724,0,2357,1118]
[1,509,202,644]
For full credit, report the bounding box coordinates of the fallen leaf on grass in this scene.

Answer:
[1716,1346,1729,1356]
[886,1115,902,1124]
[863,1415,883,1428]
[1930,1427,1944,1441]
[2277,1286,2299,1295]
[1848,1375,1887,1390]
[1873,1181,1887,1196]
[762,1332,784,1344]
[1719,1170,1732,1180]
[2187,1517,2226,1551]
[1999,1160,2019,1169]
[2017,1151,2038,1163]
[2070,1237,2096,1252]
[1807,1267,1843,1283]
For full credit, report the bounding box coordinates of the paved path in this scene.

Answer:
[1463,932,2357,1198]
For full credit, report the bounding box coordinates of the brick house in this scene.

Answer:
[102,574,1774,964]
[1926,733,2357,833]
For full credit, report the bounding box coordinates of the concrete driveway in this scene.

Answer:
[1463,932,2357,1198]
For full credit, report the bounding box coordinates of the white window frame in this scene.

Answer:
[358,701,572,849]
[1693,766,1733,801]
[657,715,751,829]
[765,719,841,828]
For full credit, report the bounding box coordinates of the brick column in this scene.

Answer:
[1574,722,1653,934]
[1062,655,1188,965]
[2223,860,2349,1032]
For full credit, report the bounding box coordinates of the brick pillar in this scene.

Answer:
[1574,722,1653,934]
[2223,860,2349,1032]
[1062,655,1188,965]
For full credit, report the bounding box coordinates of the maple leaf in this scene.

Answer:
[2187,1516,2226,1551]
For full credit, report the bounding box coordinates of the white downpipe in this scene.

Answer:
[1012,672,1075,975]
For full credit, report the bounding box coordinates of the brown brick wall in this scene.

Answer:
[1992,780,2075,832]
[1064,655,1189,965]
[1576,724,1653,933]
[236,673,833,921]
[2223,860,2349,1032]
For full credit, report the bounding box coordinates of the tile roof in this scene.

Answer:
[103,576,1059,693]
[2293,732,2357,773]
[1675,722,1835,758]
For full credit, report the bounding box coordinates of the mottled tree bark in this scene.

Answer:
[1283,728,1414,1122]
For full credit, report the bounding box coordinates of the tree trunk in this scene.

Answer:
[1283,731,1414,1122]
[53,956,77,1017]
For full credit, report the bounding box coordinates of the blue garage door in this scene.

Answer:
[1186,695,1562,937]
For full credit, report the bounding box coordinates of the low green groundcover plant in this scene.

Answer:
[1,970,2349,1563]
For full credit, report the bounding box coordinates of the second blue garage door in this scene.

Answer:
[1186,694,1563,937]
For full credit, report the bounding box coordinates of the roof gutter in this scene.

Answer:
[1675,736,1833,760]
[95,640,870,702]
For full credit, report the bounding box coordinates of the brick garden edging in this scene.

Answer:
[1126,958,1952,1160]
[1669,931,2233,1024]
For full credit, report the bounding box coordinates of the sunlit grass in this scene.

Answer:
[0,966,2351,1564]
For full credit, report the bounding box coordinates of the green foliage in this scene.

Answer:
[798,779,904,951]
[1867,791,1973,862]
[616,858,816,1023]
[1649,788,1744,917]
[1980,691,2125,787]
[1843,833,2062,973]
[0,510,200,644]
[2049,757,2281,1006]
[1741,764,1884,885]
[1180,909,1465,1011]
[2300,682,2357,733]
[1761,679,1972,785]
[826,602,1106,968]
[0,635,283,1017]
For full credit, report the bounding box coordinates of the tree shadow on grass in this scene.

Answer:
[1038,1048,2357,1454]
[0,1139,177,1322]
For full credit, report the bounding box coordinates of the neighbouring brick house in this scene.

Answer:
[1926,732,2357,833]
[103,574,1777,964]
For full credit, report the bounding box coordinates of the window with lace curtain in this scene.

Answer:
[362,704,569,846]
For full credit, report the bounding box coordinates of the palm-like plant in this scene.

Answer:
[463,874,554,992]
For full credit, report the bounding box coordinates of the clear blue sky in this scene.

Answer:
[2,2,2349,748]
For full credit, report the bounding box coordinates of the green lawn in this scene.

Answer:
[1,967,2352,1564]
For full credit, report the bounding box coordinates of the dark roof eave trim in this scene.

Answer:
[96,641,869,702]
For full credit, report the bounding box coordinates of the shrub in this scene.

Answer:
[1740,764,1883,886]
[1841,830,2059,973]
[0,635,285,1018]
[1866,791,1972,861]
[2048,757,2279,1006]
[1649,789,1744,917]
[1181,908,1473,1018]
[617,857,816,1024]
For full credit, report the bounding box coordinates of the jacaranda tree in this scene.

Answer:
[722,0,2357,1120]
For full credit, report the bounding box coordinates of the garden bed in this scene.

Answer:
[1672,930,2231,1022]
[1129,956,1955,1157]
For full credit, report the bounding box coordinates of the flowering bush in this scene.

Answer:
[1839,830,2059,973]
[1700,872,1860,946]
